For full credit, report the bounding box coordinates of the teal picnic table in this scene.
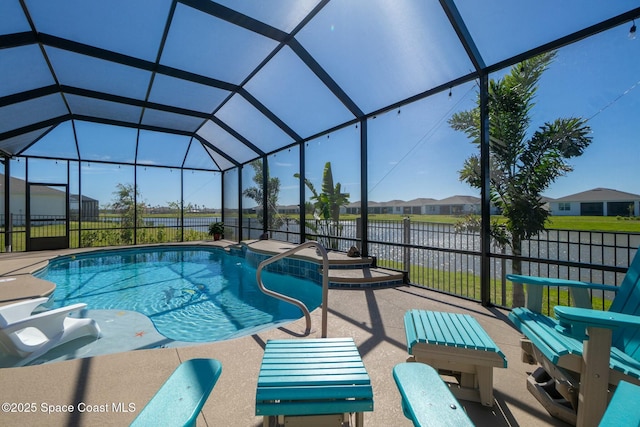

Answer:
[255,338,374,427]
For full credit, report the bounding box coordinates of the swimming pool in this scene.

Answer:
[35,246,322,343]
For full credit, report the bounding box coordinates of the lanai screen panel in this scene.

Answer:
[137,131,191,168]
[0,0,638,172]
[148,74,230,114]
[456,0,639,66]
[214,94,295,154]
[184,142,220,171]
[65,95,142,126]
[245,46,355,138]
[197,120,259,165]
[0,95,68,135]
[141,108,205,134]
[0,45,55,96]
[0,128,53,157]
[22,122,78,160]
[75,122,137,164]
[201,145,234,171]
[161,3,279,84]
[214,0,321,32]
[45,47,153,101]
[297,0,476,114]
[0,1,30,34]
[25,0,171,61]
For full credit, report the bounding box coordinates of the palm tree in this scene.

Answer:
[295,162,350,249]
[449,51,593,307]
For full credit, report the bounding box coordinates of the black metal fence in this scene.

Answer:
[253,217,638,313]
[0,214,215,250]
[2,214,637,314]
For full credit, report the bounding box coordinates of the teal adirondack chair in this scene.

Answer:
[598,380,640,427]
[508,247,640,427]
[130,358,222,427]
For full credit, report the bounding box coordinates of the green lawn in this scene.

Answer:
[545,215,640,232]
[380,258,612,315]
[342,214,640,233]
[0,219,210,251]
[231,212,640,232]
[101,213,221,219]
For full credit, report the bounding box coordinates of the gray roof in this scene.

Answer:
[553,188,640,202]
[70,194,99,203]
[0,174,100,201]
[425,195,480,205]
[346,196,478,207]
[405,198,438,206]
[0,174,62,196]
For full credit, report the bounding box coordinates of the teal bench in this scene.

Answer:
[393,363,474,427]
[598,381,640,427]
[508,246,640,427]
[130,358,222,427]
[255,338,373,427]
[404,310,507,407]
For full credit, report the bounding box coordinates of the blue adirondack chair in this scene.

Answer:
[508,247,640,427]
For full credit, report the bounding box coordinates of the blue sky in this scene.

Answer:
[10,2,640,209]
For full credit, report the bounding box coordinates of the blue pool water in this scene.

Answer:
[35,246,322,343]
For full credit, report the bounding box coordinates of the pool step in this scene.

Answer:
[239,240,406,289]
[328,267,405,288]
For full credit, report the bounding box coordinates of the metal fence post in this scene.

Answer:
[403,217,411,277]
[501,246,507,306]
[7,213,12,253]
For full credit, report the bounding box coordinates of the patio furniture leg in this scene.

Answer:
[476,366,495,406]
[576,327,611,427]
[459,372,476,390]
[355,411,363,427]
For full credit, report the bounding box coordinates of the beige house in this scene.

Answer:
[345,196,486,216]
[0,174,99,222]
[549,188,640,217]
[423,195,481,215]
[0,175,63,222]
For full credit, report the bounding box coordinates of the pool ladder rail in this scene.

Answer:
[255,241,329,337]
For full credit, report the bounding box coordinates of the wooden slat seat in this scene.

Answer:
[255,338,373,427]
[403,310,507,407]
[393,362,474,427]
[598,381,640,427]
[130,358,222,427]
[508,246,640,426]
[511,307,640,380]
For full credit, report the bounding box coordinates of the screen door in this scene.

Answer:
[26,183,69,251]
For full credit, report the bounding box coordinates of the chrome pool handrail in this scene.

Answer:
[256,241,329,337]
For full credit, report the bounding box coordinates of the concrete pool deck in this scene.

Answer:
[0,242,570,426]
